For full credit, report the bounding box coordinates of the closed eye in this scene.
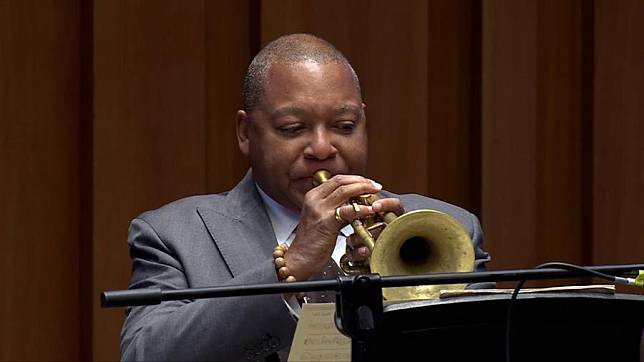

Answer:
[334,121,356,134]
[278,124,306,136]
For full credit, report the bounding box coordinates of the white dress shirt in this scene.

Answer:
[256,184,353,318]
[256,185,353,264]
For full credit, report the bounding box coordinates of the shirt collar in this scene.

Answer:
[256,184,354,244]
[256,184,299,244]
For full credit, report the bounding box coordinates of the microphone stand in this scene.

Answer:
[102,264,644,362]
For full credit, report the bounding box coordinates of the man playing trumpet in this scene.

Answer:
[121,33,491,361]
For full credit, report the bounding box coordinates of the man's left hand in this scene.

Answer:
[345,197,405,263]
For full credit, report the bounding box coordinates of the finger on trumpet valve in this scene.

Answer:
[352,203,361,213]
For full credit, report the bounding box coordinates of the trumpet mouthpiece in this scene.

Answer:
[313,169,332,186]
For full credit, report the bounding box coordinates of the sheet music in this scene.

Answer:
[288,303,350,362]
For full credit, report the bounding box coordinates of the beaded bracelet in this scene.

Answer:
[273,244,295,282]
[273,244,304,299]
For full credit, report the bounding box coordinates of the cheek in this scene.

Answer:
[339,137,368,170]
[253,139,302,171]
[349,152,368,173]
[291,178,314,194]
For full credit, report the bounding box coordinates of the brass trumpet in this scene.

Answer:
[313,170,475,300]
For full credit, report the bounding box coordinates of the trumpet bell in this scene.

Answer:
[370,210,475,300]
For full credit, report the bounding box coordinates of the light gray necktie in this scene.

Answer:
[304,257,343,303]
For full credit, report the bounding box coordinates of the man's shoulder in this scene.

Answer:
[382,190,476,229]
[136,193,228,224]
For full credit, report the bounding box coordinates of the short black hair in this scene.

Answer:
[242,33,361,113]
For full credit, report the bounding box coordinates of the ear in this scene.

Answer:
[361,102,368,122]
[236,110,250,156]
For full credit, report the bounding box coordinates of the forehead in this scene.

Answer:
[258,61,362,112]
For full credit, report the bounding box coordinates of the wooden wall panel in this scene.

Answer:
[205,1,252,193]
[482,0,539,270]
[260,0,431,196]
[535,0,585,266]
[2,0,643,359]
[427,0,481,213]
[593,0,644,264]
[483,0,586,274]
[0,1,81,360]
[93,1,207,359]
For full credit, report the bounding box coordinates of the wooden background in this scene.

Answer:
[1,0,642,360]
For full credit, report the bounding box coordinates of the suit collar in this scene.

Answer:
[256,184,299,245]
[196,170,278,277]
[218,169,266,221]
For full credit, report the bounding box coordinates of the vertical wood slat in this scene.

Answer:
[536,0,585,266]
[427,0,480,213]
[78,0,94,359]
[205,1,252,194]
[482,0,539,270]
[0,0,81,360]
[260,0,431,196]
[593,0,644,264]
[93,1,207,359]
[482,0,586,275]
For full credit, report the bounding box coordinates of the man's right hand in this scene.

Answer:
[283,174,381,281]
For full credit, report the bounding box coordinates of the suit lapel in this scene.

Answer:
[197,171,277,277]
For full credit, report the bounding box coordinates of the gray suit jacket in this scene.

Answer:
[121,170,491,361]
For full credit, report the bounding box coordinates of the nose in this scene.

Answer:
[303,128,338,160]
